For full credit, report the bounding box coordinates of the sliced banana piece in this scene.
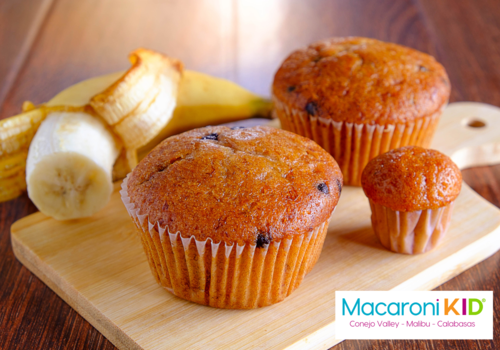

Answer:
[26,111,120,220]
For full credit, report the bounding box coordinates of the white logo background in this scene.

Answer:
[335,291,493,339]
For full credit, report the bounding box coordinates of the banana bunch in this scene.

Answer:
[0,48,272,220]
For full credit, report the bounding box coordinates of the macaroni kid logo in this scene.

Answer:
[335,291,493,339]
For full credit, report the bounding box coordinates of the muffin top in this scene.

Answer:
[127,126,342,246]
[273,37,450,125]
[361,146,461,212]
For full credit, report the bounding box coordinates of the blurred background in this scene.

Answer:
[1,0,499,119]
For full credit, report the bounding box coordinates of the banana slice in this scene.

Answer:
[26,111,120,220]
[90,49,182,126]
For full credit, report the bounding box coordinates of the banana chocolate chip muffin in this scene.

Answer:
[121,125,343,308]
[273,37,450,186]
[361,146,461,254]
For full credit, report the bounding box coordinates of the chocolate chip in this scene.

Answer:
[256,233,271,248]
[336,179,342,194]
[201,133,218,140]
[317,182,329,194]
[305,102,318,116]
[419,66,428,72]
[231,126,246,130]
[313,56,323,63]
[287,86,296,92]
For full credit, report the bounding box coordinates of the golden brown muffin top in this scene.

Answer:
[127,126,342,246]
[361,146,461,212]
[272,37,450,124]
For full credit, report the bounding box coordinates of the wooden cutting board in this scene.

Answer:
[11,102,500,350]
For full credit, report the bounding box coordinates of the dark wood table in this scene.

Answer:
[1,0,498,349]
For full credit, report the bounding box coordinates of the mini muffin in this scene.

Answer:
[272,37,450,186]
[361,146,461,254]
[121,126,342,308]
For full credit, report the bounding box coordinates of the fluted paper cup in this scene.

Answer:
[273,97,443,186]
[120,175,329,309]
[368,200,455,254]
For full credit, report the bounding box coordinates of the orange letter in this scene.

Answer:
[445,298,460,315]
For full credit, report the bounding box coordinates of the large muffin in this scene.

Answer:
[121,125,343,308]
[273,37,450,186]
[361,146,461,254]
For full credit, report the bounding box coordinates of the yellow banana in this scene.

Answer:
[49,68,272,159]
[0,49,272,205]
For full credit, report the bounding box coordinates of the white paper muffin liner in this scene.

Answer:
[368,200,455,254]
[120,175,330,309]
[273,97,443,186]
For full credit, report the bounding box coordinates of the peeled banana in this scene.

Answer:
[26,111,120,220]
[49,68,272,159]
[0,48,272,214]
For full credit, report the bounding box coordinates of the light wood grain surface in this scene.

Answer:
[1,0,500,349]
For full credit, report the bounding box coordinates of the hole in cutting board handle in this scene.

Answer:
[464,118,487,128]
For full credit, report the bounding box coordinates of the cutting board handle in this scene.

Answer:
[432,102,500,169]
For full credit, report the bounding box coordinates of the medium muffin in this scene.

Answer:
[361,146,461,254]
[272,37,450,186]
[121,126,342,308]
